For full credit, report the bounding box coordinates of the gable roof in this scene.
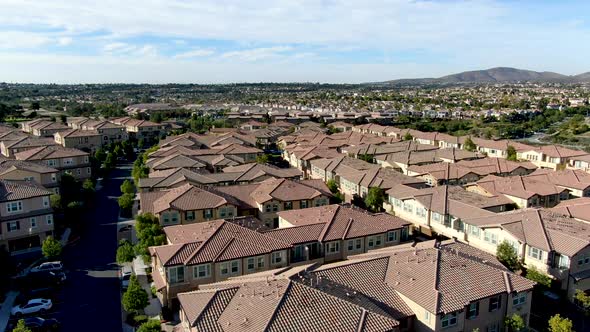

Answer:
[0,179,52,202]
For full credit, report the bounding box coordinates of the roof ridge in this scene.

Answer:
[262,280,293,332]
[433,249,441,313]
[535,209,552,251]
[318,206,340,242]
[183,221,226,264]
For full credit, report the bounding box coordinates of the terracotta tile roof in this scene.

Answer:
[146,154,206,170]
[457,157,537,174]
[463,209,590,256]
[0,160,58,174]
[0,179,52,202]
[178,275,401,332]
[144,183,232,214]
[3,136,57,149]
[528,168,590,191]
[551,197,590,222]
[152,220,291,266]
[56,129,100,138]
[313,240,535,314]
[475,174,566,199]
[340,166,425,189]
[15,145,88,160]
[270,205,410,243]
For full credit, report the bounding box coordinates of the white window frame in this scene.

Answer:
[8,221,19,232]
[30,217,37,228]
[168,266,185,284]
[46,214,53,225]
[246,257,256,272]
[528,246,542,260]
[512,292,527,306]
[193,264,211,279]
[325,242,340,254]
[6,201,23,213]
[271,251,284,264]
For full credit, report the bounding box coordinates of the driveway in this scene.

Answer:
[52,165,132,332]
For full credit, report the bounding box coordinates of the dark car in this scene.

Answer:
[8,317,60,332]
[118,225,132,232]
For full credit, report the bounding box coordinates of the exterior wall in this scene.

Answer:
[35,155,91,180]
[60,135,102,152]
[258,196,330,227]
[0,169,59,190]
[158,204,238,226]
[478,147,506,159]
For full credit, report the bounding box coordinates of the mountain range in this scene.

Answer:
[380,67,590,85]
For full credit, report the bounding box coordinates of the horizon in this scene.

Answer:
[1,1,589,84]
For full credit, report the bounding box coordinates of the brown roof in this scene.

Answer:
[152,220,291,266]
[142,183,233,214]
[0,179,52,202]
[15,145,89,161]
[528,168,590,191]
[313,240,535,314]
[0,160,58,174]
[551,197,590,222]
[475,174,566,199]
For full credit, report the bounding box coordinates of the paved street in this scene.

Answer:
[53,165,131,332]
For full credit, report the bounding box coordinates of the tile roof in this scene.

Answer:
[313,240,535,314]
[142,183,233,214]
[475,174,566,199]
[15,145,89,160]
[0,179,52,202]
[550,197,590,222]
[0,159,58,174]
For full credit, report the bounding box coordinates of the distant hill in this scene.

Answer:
[379,67,590,85]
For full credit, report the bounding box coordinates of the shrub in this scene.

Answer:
[122,275,149,314]
[116,240,135,264]
[526,267,552,288]
[42,236,62,259]
[496,241,521,271]
[137,319,161,332]
[548,314,573,332]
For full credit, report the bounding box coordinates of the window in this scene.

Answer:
[204,209,213,219]
[247,257,255,272]
[468,301,479,319]
[271,251,284,264]
[265,204,272,212]
[424,311,430,323]
[300,200,308,208]
[257,256,265,269]
[186,211,195,221]
[375,235,382,246]
[46,215,53,225]
[555,254,570,269]
[284,201,293,210]
[30,217,37,228]
[487,322,500,332]
[171,213,179,223]
[489,295,501,312]
[433,212,441,222]
[484,231,498,245]
[347,239,355,251]
[23,176,34,181]
[528,246,543,260]
[43,196,49,207]
[87,167,91,174]
[6,201,23,213]
[512,292,527,306]
[355,238,362,250]
[272,203,279,212]
[168,266,185,283]
[394,198,402,207]
[230,260,239,274]
[193,264,211,279]
[220,208,226,218]
[326,242,340,254]
[441,312,457,328]
[64,158,73,165]
[368,236,375,249]
[77,168,81,175]
[51,173,57,182]
[8,221,19,232]
[469,224,481,238]
[47,159,57,167]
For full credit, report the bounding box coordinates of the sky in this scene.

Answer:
[0,0,589,84]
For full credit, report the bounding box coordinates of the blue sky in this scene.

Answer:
[0,0,588,83]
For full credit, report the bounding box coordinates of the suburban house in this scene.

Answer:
[569,154,590,173]
[311,240,536,331]
[550,197,590,223]
[54,129,102,152]
[266,204,411,264]
[376,148,483,174]
[0,180,54,255]
[0,136,57,158]
[14,145,91,181]
[0,160,60,193]
[462,209,590,303]
[309,155,378,183]
[339,166,426,201]
[518,145,589,170]
[385,185,514,237]
[213,178,332,228]
[139,183,239,226]
[22,119,69,137]
[109,117,166,142]
[464,175,568,208]
[525,168,590,198]
[149,220,292,307]
[175,267,406,332]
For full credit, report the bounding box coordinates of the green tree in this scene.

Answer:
[118,193,135,212]
[364,187,385,212]
[506,145,517,161]
[496,241,521,271]
[12,319,32,332]
[42,236,62,259]
[122,275,149,314]
[326,179,339,194]
[402,132,413,141]
[116,240,135,264]
[120,180,136,194]
[575,290,590,314]
[82,179,96,193]
[137,319,161,332]
[150,112,163,123]
[60,114,67,123]
[504,313,525,332]
[548,314,574,332]
[50,194,62,210]
[30,101,40,110]
[134,213,166,261]
[464,137,476,152]
[256,154,270,164]
[358,154,374,163]
[526,267,552,288]
[104,152,116,169]
[95,149,107,163]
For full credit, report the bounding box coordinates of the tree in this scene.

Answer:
[506,145,517,161]
[30,101,40,110]
[137,319,161,332]
[95,149,107,163]
[464,137,476,152]
[12,319,32,332]
[42,236,62,259]
[256,154,270,164]
[50,194,62,210]
[575,290,590,313]
[150,112,163,123]
[104,152,116,170]
[120,180,136,195]
[118,193,135,214]
[496,241,521,271]
[60,114,67,123]
[117,240,135,264]
[526,267,552,288]
[122,275,149,314]
[504,314,525,332]
[358,154,374,163]
[82,179,96,194]
[402,132,413,141]
[364,187,385,212]
[326,179,339,194]
[548,314,574,332]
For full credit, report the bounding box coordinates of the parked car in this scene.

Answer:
[120,265,133,290]
[118,225,132,232]
[10,317,61,332]
[30,262,63,273]
[11,299,52,317]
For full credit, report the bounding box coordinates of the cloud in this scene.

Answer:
[221,46,293,61]
[57,37,73,46]
[174,48,215,59]
[0,31,52,49]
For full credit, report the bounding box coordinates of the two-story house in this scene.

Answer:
[54,129,102,152]
[0,160,60,193]
[14,145,92,180]
[0,180,54,255]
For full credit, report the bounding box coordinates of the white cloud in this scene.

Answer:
[57,37,73,46]
[221,46,293,61]
[0,31,52,49]
[174,48,215,59]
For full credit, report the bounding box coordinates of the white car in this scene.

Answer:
[11,299,52,317]
[30,261,63,273]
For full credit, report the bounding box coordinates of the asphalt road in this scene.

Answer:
[53,165,131,332]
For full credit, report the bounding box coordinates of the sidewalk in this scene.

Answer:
[133,256,161,318]
[0,291,18,332]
